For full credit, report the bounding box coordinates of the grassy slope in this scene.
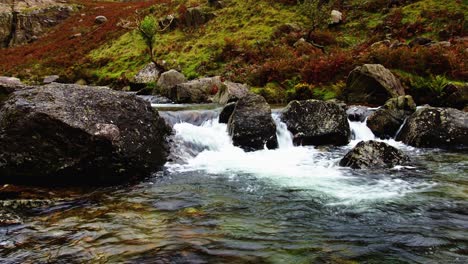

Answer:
[1,0,466,97]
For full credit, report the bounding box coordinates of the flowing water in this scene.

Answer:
[1,105,467,263]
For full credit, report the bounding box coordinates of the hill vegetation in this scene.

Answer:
[0,0,466,105]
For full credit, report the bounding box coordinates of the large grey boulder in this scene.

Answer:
[212,81,250,105]
[344,64,405,105]
[367,95,416,139]
[0,83,171,185]
[131,62,161,90]
[169,76,223,103]
[155,70,187,96]
[396,107,468,149]
[340,140,409,169]
[228,94,278,151]
[281,100,350,146]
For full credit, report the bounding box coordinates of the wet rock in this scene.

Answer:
[344,64,405,105]
[367,109,406,139]
[367,95,416,139]
[212,81,250,105]
[219,102,236,124]
[228,94,278,151]
[169,76,223,103]
[340,140,409,169]
[43,75,60,84]
[0,83,171,185]
[396,106,468,149]
[95,15,107,24]
[155,70,187,96]
[346,105,373,122]
[281,100,350,146]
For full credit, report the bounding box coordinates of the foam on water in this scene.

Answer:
[166,115,430,205]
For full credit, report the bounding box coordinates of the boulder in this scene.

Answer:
[281,100,350,146]
[344,64,405,105]
[183,7,214,28]
[367,109,406,139]
[169,76,223,103]
[330,10,342,25]
[0,76,25,102]
[396,106,468,149]
[367,95,416,139]
[228,94,278,151]
[155,70,187,96]
[440,83,468,110]
[0,83,171,185]
[339,140,409,169]
[346,105,373,122]
[131,62,161,90]
[43,75,60,84]
[95,15,107,24]
[219,102,236,124]
[212,81,250,105]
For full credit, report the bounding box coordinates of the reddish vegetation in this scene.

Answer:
[0,0,165,81]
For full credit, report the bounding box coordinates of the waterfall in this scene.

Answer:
[349,118,375,141]
[273,113,294,149]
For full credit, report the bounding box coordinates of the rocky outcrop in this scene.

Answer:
[228,94,278,151]
[344,64,405,105]
[396,106,468,149]
[219,102,236,124]
[0,83,171,185]
[281,100,350,146]
[0,4,73,47]
[155,70,187,96]
[367,95,416,139]
[340,140,409,169]
[169,76,223,103]
[212,81,250,105]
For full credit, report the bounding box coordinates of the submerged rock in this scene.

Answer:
[228,94,278,151]
[281,100,350,146]
[344,64,405,105]
[396,106,468,149]
[0,83,171,185]
[219,102,236,124]
[340,140,409,169]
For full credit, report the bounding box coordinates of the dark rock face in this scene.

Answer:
[281,100,350,146]
[0,5,73,47]
[367,95,416,139]
[344,64,405,105]
[228,94,278,151]
[340,140,409,169]
[367,109,406,139]
[219,102,236,124]
[396,107,468,149]
[0,83,172,185]
[346,105,373,122]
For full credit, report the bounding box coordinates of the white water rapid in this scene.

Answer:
[165,111,430,206]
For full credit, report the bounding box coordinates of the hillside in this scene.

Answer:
[0,0,466,105]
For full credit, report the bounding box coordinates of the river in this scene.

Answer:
[1,104,467,263]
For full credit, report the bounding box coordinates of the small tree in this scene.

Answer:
[138,15,158,63]
[298,0,334,32]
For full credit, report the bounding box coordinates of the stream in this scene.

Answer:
[0,104,467,263]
